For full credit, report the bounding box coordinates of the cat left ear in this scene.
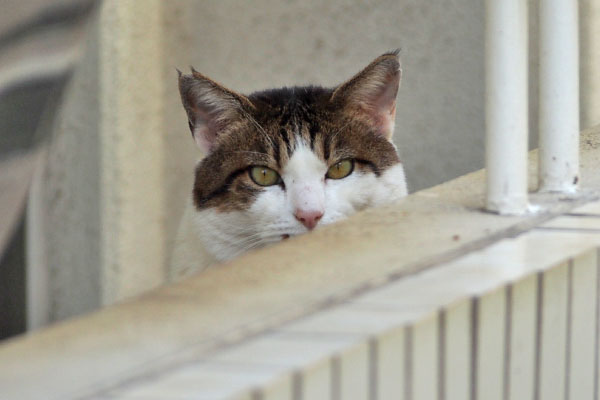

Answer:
[178,68,254,154]
[331,50,401,140]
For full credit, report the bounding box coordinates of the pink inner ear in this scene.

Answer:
[192,125,215,154]
[367,86,398,140]
[346,64,400,140]
[190,102,220,154]
[378,103,396,140]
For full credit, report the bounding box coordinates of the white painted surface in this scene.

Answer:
[260,375,293,400]
[507,275,537,400]
[580,0,600,128]
[339,343,369,400]
[107,362,280,400]
[485,0,529,214]
[573,201,600,215]
[412,315,439,400]
[301,362,331,400]
[97,247,599,399]
[568,251,597,399]
[353,228,600,313]
[9,179,600,400]
[539,0,580,192]
[539,262,569,400]
[280,305,427,337]
[209,333,358,369]
[476,288,506,400]
[444,300,472,400]
[541,215,600,230]
[376,328,406,400]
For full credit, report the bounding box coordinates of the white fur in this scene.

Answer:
[283,142,327,215]
[170,140,407,279]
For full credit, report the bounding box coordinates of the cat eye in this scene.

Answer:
[249,166,281,186]
[326,159,354,180]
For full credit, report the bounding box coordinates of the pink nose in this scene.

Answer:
[294,209,323,230]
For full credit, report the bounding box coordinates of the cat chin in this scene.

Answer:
[189,207,302,262]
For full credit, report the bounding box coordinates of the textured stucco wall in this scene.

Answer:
[28,1,165,324]
[28,19,102,324]
[581,0,600,128]
[29,0,600,325]
[98,0,165,305]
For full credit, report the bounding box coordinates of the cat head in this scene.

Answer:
[178,51,407,261]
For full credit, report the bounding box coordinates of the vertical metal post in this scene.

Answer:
[485,0,529,214]
[539,0,579,192]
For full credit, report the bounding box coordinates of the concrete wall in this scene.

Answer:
[27,19,102,325]
[28,0,600,326]
[27,1,165,325]
[98,0,165,306]
[581,0,600,128]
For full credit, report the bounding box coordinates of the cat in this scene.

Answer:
[169,51,408,279]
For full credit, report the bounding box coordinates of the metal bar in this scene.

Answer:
[485,0,529,214]
[539,0,580,193]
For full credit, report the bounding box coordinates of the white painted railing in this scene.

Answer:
[486,0,580,214]
[113,241,600,400]
[538,0,580,193]
[485,0,529,215]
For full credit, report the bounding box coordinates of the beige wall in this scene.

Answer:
[98,0,165,306]
[27,1,166,324]
[581,0,600,128]
[27,18,102,324]
[29,0,600,325]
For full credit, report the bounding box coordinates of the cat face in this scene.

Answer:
[179,51,407,261]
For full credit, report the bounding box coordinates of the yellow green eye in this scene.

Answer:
[326,159,354,179]
[249,166,281,186]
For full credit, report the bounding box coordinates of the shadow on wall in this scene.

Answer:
[0,0,100,339]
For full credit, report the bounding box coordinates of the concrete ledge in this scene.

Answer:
[0,126,598,400]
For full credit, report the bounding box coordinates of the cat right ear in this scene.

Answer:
[178,68,254,154]
[331,50,401,140]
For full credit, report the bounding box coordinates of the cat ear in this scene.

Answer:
[331,50,401,140]
[178,68,254,153]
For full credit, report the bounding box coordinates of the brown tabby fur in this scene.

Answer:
[178,51,401,212]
